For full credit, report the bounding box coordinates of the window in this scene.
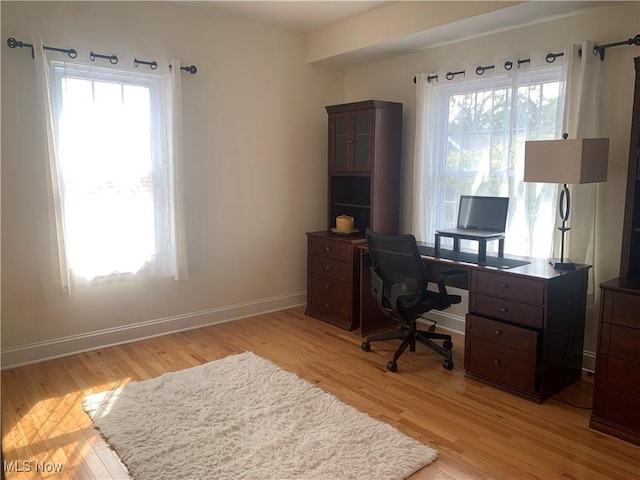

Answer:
[428,66,564,257]
[50,62,177,285]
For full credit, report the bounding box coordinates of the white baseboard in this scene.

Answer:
[417,310,466,335]
[1,293,598,374]
[582,349,596,373]
[1,292,306,370]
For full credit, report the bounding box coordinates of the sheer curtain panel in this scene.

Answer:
[34,39,70,297]
[561,41,603,298]
[412,53,565,258]
[35,39,188,293]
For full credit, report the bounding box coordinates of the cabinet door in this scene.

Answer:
[329,110,374,172]
[352,111,373,171]
[330,113,350,172]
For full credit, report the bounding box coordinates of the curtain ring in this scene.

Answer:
[504,61,513,71]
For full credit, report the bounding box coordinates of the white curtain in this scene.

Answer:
[170,59,189,281]
[34,39,70,297]
[35,41,188,293]
[411,72,438,242]
[411,54,565,258]
[560,41,602,298]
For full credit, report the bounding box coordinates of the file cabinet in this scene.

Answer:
[306,231,365,330]
[465,267,589,402]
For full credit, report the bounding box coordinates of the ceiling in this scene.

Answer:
[179,1,617,66]
[183,1,393,32]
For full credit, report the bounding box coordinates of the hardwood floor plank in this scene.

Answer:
[2,306,638,479]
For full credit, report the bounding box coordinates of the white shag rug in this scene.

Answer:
[83,351,437,480]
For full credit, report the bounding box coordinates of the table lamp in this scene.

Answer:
[524,135,609,270]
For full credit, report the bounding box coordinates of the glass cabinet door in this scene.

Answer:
[332,115,349,170]
[353,112,372,171]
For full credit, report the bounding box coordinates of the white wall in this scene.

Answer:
[1,1,343,366]
[341,1,640,360]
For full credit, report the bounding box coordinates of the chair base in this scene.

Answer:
[361,320,453,371]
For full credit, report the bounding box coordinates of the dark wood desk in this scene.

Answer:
[359,244,591,403]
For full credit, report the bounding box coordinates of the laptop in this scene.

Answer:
[436,195,509,238]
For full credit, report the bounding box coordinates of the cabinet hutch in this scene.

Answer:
[590,56,640,445]
[306,100,402,330]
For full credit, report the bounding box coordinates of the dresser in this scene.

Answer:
[589,279,640,445]
[306,231,365,330]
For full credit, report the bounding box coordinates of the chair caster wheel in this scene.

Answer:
[443,340,453,350]
[386,361,398,372]
[442,359,454,370]
[361,342,371,352]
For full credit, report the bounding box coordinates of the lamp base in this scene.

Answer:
[548,258,576,270]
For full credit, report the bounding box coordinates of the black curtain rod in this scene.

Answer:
[413,34,640,84]
[6,37,197,74]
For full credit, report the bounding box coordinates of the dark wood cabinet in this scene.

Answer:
[620,57,640,279]
[326,100,402,234]
[306,231,364,330]
[306,100,402,330]
[590,57,640,445]
[590,278,640,445]
[465,266,589,403]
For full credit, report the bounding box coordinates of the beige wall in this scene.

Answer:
[1,1,343,364]
[341,1,640,358]
[2,1,638,367]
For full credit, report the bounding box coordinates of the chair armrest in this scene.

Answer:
[433,269,467,308]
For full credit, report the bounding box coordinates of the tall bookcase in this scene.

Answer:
[620,56,640,279]
[325,100,402,234]
[589,56,640,446]
[306,100,402,330]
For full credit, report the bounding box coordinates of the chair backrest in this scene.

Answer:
[365,229,429,307]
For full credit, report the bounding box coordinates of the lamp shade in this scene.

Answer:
[524,138,610,184]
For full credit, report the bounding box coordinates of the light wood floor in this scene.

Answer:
[2,306,639,479]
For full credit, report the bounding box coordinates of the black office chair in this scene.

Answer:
[361,229,465,371]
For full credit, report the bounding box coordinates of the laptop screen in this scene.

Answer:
[457,196,509,232]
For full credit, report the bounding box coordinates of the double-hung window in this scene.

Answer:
[49,62,177,285]
[420,64,564,258]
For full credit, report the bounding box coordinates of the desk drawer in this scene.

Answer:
[466,337,537,393]
[471,271,544,304]
[308,290,351,322]
[599,323,640,362]
[600,356,640,397]
[610,291,640,325]
[308,273,351,303]
[466,314,538,354]
[470,293,543,329]
[309,237,352,262]
[309,255,351,282]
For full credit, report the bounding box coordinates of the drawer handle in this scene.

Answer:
[493,359,501,365]
[325,303,330,308]
[501,283,509,288]
[500,307,509,313]
[495,330,503,336]
[325,266,332,271]
[325,284,331,289]
[325,246,332,252]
